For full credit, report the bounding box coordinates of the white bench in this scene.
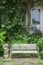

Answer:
[10,44,39,57]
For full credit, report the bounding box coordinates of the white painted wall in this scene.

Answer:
[40,8,43,33]
[25,7,43,34]
[30,7,43,34]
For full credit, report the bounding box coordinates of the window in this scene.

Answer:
[30,8,40,33]
[32,9,40,24]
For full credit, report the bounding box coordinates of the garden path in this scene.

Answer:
[3,58,43,65]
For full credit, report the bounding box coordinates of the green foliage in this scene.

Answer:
[40,50,43,59]
[0,30,6,56]
[37,37,43,51]
[0,31,6,44]
[0,0,43,57]
[10,33,29,45]
[28,34,41,43]
[0,0,25,48]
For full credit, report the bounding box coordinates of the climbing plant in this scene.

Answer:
[0,0,43,56]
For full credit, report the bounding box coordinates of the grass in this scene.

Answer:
[0,58,43,65]
[0,62,4,65]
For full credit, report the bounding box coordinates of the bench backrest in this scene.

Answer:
[11,44,38,51]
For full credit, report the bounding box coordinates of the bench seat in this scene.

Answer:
[11,51,38,54]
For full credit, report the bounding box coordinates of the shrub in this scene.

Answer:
[37,37,43,51]
[40,50,43,59]
[10,32,42,46]
[28,34,41,43]
[0,31,6,56]
[10,33,29,45]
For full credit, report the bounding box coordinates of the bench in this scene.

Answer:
[10,44,39,57]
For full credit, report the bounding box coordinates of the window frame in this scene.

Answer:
[31,7,41,26]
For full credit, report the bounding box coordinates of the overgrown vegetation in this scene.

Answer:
[0,0,43,58]
[0,30,6,56]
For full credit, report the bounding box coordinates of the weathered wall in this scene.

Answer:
[40,8,43,33]
[25,2,43,34]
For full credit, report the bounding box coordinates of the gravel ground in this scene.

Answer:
[4,62,11,65]
[3,58,43,65]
